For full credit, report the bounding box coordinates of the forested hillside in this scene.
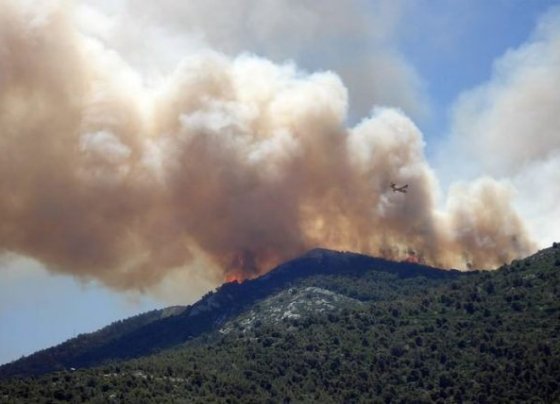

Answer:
[1,245,559,403]
[0,249,455,378]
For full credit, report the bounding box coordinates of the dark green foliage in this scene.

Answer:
[0,306,188,378]
[1,245,559,402]
[0,249,457,379]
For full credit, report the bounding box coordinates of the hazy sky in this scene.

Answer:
[1,0,559,365]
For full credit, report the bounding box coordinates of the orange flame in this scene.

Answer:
[402,251,420,264]
[225,274,240,283]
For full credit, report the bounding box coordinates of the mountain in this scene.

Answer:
[0,249,456,379]
[1,245,559,402]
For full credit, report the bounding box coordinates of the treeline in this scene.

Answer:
[1,245,559,403]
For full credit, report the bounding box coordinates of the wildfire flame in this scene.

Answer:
[402,251,420,264]
[225,274,240,283]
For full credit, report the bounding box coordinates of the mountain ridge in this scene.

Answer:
[1,244,559,402]
[0,248,460,378]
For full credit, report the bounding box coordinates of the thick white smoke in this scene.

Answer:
[447,7,560,247]
[76,0,427,121]
[0,1,537,294]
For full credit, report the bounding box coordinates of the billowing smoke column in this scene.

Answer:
[0,2,535,290]
[447,7,560,249]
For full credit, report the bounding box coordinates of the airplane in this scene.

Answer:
[391,183,408,193]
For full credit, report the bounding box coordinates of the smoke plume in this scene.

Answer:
[0,1,536,291]
[446,6,560,247]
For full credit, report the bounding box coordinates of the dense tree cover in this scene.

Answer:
[0,307,188,378]
[0,249,455,379]
[1,245,559,403]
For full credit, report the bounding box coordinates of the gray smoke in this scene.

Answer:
[0,1,536,293]
[446,6,560,247]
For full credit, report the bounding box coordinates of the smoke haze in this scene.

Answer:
[446,6,560,248]
[0,1,544,293]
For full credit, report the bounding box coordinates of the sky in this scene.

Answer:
[1,0,559,365]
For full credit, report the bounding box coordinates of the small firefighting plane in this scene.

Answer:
[391,183,408,193]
